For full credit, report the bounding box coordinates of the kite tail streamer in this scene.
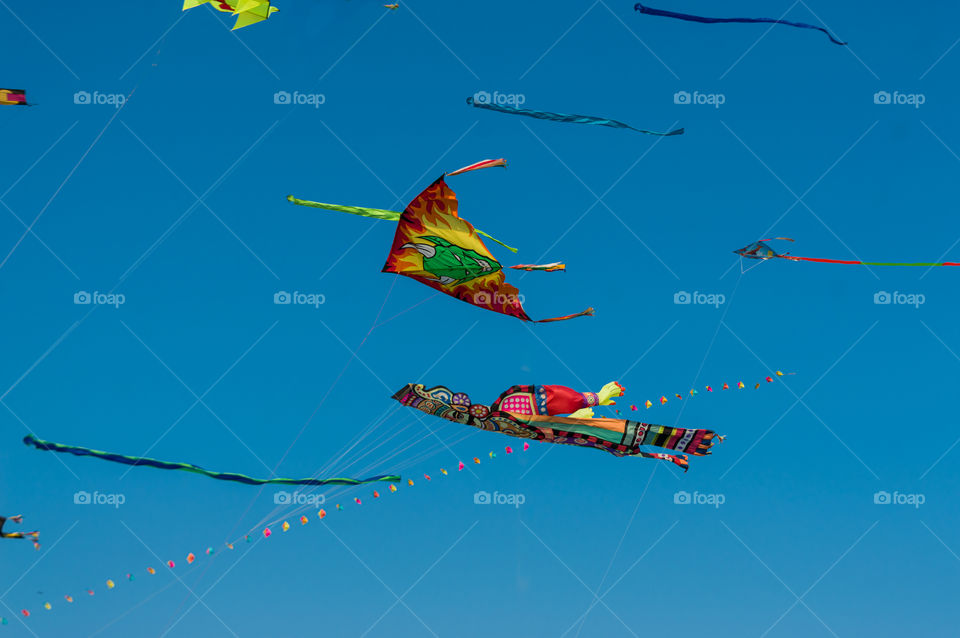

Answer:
[286,196,401,220]
[23,435,399,486]
[287,194,517,253]
[634,3,846,45]
[533,307,594,323]
[639,452,689,471]
[509,262,566,272]
[787,256,960,267]
[475,229,518,253]
[466,98,683,137]
[446,158,507,177]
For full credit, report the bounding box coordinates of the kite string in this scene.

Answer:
[219,275,400,548]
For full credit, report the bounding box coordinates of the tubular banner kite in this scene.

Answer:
[183,0,278,30]
[23,435,399,486]
[393,382,720,471]
[381,176,592,322]
[634,3,846,45]
[466,97,684,136]
[735,238,960,267]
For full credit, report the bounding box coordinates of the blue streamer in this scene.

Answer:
[466,97,683,137]
[635,3,846,46]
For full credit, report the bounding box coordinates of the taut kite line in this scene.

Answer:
[24,435,399,486]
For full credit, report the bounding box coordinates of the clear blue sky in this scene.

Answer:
[2,1,960,636]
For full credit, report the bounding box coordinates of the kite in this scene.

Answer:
[183,0,278,30]
[290,173,589,322]
[394,381,720,471]
[466,97,683,136]
[0,89,28,106]
[0,516,39,550]
[735,238,960,267]
[23,435,398,486]
[381,176,592,322]
[384,3,399,8]
[635,3,846,46]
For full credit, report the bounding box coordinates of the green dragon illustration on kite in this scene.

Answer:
[400,236,502,287]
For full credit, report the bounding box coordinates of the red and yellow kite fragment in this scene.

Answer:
[0,89,28,105]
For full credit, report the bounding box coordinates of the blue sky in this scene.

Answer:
[2,0,960,635]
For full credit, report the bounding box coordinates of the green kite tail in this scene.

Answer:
[287,195,518,253]
[286,195,401,221]
[23,435,399,486]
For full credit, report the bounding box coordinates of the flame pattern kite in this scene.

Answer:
[381,176,592,322]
